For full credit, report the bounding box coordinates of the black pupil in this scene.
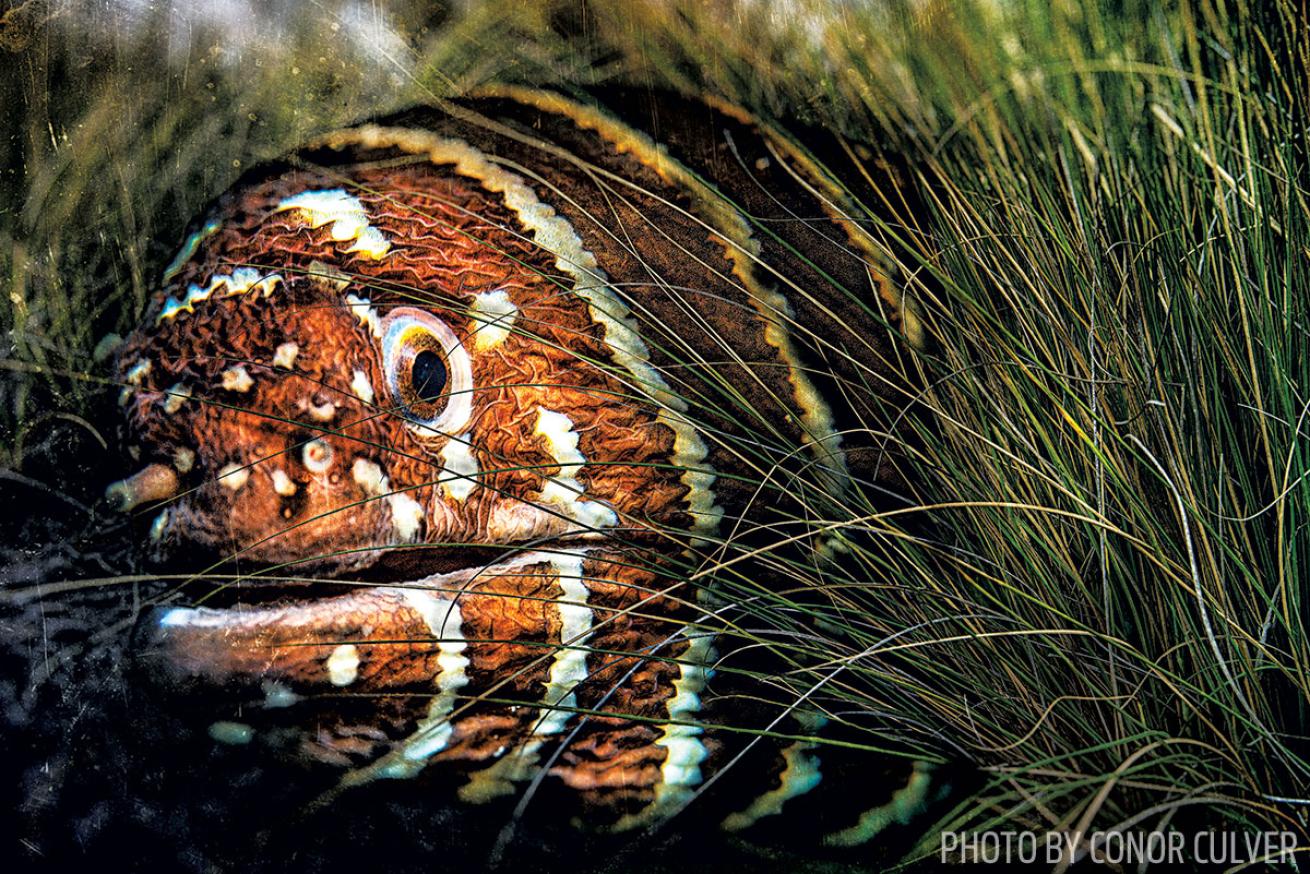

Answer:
[411,350,448,403]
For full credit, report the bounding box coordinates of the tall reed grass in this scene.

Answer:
[3,0,1306,867]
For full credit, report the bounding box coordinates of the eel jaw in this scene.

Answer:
[136,549,545,690]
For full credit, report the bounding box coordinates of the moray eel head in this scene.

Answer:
[111,161,707,572]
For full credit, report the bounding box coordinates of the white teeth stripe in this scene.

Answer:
[533,407,618,530]
[609,631,717,831]
[274,188,392,260]
[158,267,282,322]
[371,588,469,780]
[822,760,935,847]
[477,86,850,496]
[313,125,721,538]
[457,550,592,803]
[720,740,823,831]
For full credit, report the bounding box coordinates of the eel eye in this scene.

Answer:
[380,307,472,434]
[411,350,447,403]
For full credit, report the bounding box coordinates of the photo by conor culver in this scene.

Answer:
[1,1,1307,871]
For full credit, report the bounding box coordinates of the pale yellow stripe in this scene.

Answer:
[481,85,850,493]
[822,760,935,847]
[313,124,722,538]
[720,740,822,831]
[748,114,924,348]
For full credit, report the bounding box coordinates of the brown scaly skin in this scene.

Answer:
[112,87,938,844]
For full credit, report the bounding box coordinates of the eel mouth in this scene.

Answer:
[107,464,619,607]
[145,534,609,610]
[129,536,600,706]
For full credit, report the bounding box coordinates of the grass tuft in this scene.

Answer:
[2,0,1307,865]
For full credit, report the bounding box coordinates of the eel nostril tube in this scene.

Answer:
[105,462,181,511]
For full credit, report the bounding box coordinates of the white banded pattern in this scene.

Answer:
[536,552,592,736]
[459,551,593,802]
[162,217,221,283]
[720,740,822,831]
[372,587,470,781]
[158,267,283,323]
[822,760,936,847]
[756,127,924,347]
[609,630,717,831]
[314,125,722,540]
[533,407,618,531]
[274,189,392,260]
[480,86,851,495]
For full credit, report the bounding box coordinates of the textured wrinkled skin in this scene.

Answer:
[111,90,930,841]
[117,164,689,573]
[114,149,720,825]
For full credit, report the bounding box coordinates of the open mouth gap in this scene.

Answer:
[160,536,609,609]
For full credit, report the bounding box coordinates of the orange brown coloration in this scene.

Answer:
[116,87,933,843]
[120,164,690,568]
